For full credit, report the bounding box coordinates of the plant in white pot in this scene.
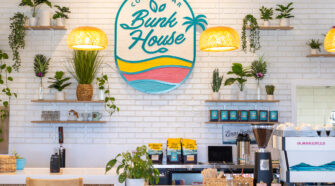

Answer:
[259,6,273,27]
[251,56,267,100]
[211,68,223,100]
[307,39,322,55]
[105,145,160,186]
[19,0,52,26]
[48,71,71,100]
[96,73,119,116]
[224,63,252,100]
[52,5,71,27]
[265,85,275,100]
[276,2,294,27]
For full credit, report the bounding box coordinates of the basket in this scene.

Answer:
[76,84,93,101]
[203,178,226,186]
[233,176,253,186]
[0,155,16,172]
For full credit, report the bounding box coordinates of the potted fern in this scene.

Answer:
[259,6,273,27]
[19,0,52,26]
[211,68,223,100]
[224,63,252,100]
[265,85,275,100]
[276,2,294,27]
[48,71,71,100]
[307,39,322,55]
[34,54,50,100]
[53,5,71,26]
[251,56,267,100]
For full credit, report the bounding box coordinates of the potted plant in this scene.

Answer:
[105,145,160,186]
[211,68,223,100]
[69,50,102,101]
[307,39,322,55]
[96,73,119,116]
[12,149,25,170]
[34,54,50,100]
[276,2,294,27]
[251,56,267,100]
[52,5,71,27]
[224,63,252,100]
[241,14,260,53]
[259,6,273,27]
[9,12,26,72]
[48,71,71,100]
[19,0,52,26]
[265,85,275,100]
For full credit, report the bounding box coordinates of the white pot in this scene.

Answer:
[126,178,145,186]
[212,92,220,100]
[280,18,290,27]
[263,20,270,27]
[266,95,274,100]
[99,89,105,100]
[39,9,50,26]
[56,18,65,26]
[29,17,38,26]
[238,90,246,100]
[55,91,65,100]
[310,48,319,55]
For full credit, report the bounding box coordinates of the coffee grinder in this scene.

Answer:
[252,124,274,186]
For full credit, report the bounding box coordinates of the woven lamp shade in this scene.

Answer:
[325,26,335,52]
[67,26,108,50]
[199,26,240,52]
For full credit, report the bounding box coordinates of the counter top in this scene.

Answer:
[153,163,255,169]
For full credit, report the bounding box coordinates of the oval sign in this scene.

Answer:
[115,0,206,94]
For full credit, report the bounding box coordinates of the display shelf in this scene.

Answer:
[246,26,293,30]
[31,121,106,124]
[306,54,335,57]
[24,26,67,30]
[205,121,278,125]
[31,100,104,103]
[205,100,280,103]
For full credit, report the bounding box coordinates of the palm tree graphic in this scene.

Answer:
[182,15,208,33]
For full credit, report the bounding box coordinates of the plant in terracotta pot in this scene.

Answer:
[211,68,223,100]
[12,149,25,170]
[19,0,52,26]
[69,50,102,101]
[276,2,294,27]
[106,145,160,186]
[241,14,260,53]
[306,39,322,55]
[224,63,252,100]
[251,56,267,100]
[265,85,275,100]
[34,54,50,100]
[48,71,71,100]
[96,73,119,116]
[52,5,71,27]
[259,6,273,27]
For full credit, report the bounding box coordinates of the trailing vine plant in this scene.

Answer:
[241,14,260,53]
[8,12,26,72]
[96,73,119,116]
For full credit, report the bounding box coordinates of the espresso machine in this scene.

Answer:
[252,124,274,186]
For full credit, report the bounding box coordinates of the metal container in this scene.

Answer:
[50,153,60,173]
[236,133,250,165]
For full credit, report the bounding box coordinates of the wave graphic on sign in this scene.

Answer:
[290,161,335,171]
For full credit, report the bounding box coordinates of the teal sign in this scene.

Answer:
[115,0,207,94]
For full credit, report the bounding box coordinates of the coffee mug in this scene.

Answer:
[81,113,91,121]
[92,112,102,121]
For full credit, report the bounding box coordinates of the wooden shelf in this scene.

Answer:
[31,120,106,124]
[31,100,104,103]
[205,100,280,103]
[306,54,335,58]
[206,121,278,125]
[246,26,293,30]
[24,26,67,30]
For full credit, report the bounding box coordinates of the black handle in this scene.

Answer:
[58,126,63,144]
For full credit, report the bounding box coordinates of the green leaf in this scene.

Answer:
[0,64,6,70]
[232,63,243,74]
[8,77,13,81]
[224,78,236,86]
[6,66,12,73]
[3,101,8,107]
[105,159,117,173]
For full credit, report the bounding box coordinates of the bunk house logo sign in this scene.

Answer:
[115,0,207,94]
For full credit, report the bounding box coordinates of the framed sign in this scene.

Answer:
[115,0,206,94]
[222,124,257,144]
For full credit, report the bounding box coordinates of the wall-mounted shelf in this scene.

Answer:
[306,54,335,58]
[31,121,106,124]
[31,100,104,103]
[206,121,278,125]
[246,26,293,30]
[205,100,280,103]
[24,26,67,30]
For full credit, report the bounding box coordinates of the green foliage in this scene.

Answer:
[69,50,102,84]
[241,14,260,53]
[48,71,71,92]
[211,68,223,92]
[276,2,294,19]
[224,63,252,91]
[96,74,119,116]
[251,56,267,81]
[105,145,160,185]
[53,5,71,19]
[34,54,50,78]
[307,39,322,51]
[8,12,26,72]
[19,0,52,17]
[0,50,17,110]
[265,85,275,95]
[12,149,23,159]
[259,6,273,21]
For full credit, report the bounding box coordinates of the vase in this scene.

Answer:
[16,158,26,170]
[238,90,246,100]
[212,92,220,100]
[266,95,274,100]
[263,20,270,27]
[310,48,319,55]
[55,91,65,100]
[256,82,261,100]
[56,18,65,26]
[76,84,93,101]
[280,18,290,27]
[98,89,105,101]
[29,17,38,26]
[126,178,145,186]
[39,80,44,100]
[39,9,50,26]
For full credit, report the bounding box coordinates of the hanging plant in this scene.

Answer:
[8,12,26,72]
[241,14,260,53]
[96,73,119,116]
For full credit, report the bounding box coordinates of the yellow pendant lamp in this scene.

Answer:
[67,26,108,50]
[199,26,240,52]
[324,26,335,52]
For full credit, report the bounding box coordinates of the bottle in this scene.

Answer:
[50,153,60,173]
[58,126,66,168]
